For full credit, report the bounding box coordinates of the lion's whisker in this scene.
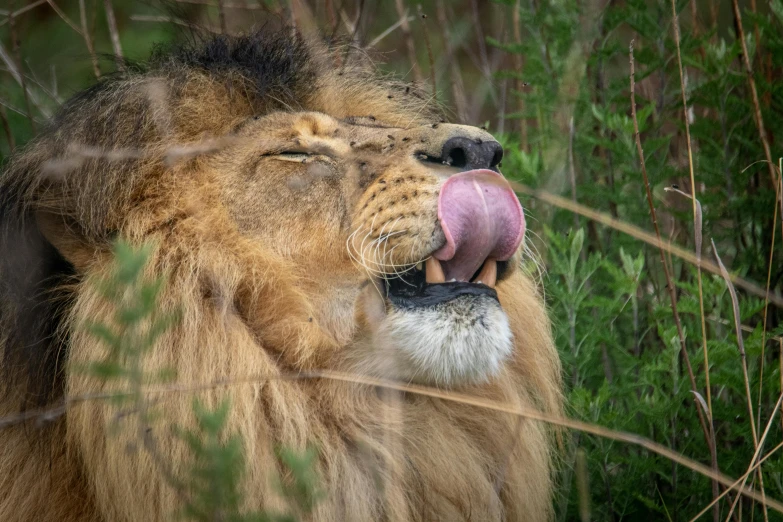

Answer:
[348,224,388,279]
[371,218,395,273]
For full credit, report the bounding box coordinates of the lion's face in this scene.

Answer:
[216,111,523,386]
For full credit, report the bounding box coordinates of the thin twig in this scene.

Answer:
[630,41,718,516]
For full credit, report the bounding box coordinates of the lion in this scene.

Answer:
[0,29,562,521]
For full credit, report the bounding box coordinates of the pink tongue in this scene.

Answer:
[434,169,525,281]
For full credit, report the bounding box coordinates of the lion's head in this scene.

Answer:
[218,109,527,386]
[0,29,562,521]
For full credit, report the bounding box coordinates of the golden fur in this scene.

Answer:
[0,30,562,521]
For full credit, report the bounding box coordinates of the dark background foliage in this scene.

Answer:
[1,0,782,520]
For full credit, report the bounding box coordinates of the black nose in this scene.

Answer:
[440,136,503,171]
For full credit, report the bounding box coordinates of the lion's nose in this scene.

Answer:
[440,136,504,171]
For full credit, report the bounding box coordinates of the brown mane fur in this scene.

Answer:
[0,29,562,521]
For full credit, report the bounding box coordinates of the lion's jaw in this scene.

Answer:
[221,112,525,387]
[360,288,515,386]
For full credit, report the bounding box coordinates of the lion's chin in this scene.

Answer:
[362,293,514,387]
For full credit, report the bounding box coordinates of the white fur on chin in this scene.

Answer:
[369,294,514,386]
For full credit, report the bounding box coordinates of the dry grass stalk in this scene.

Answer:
[470,0,491,79]
[568,116,579,230]
[325,0,337,33]
[393,0,422,82]
[130,14,217,32]
[714,242,769,520]
[731,0,776,186]
[5,12,38,130]
[713,239,769,521]
[466,0,500,122]
[434,0,467,122]
[630,41,718,517]
[510,182,783,308]
[758,167,782,438]
[0,104,14,151]
[78,0,101,78]
[216,0,227,33]
[780,161,783,434]
[669,0,713,456]
[2,369,782,513]
[690,437,783,521]
[0,0,47,28]
[173,0,269,9]
[416,5,436,95]
[576,448,590,522]
[44,0,81,34]
[103,0,124,66]
[666,9,725,515]
[44,0,101,78]
[512,0,528,151]
[367,13,415,47]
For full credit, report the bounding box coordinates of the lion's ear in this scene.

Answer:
[35,211,99,272]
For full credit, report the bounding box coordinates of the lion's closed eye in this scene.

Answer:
[273,151,314,162]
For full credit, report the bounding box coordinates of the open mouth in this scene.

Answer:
[382,257,509,309]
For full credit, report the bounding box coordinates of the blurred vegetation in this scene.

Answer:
[85,241,323,522]
[2,0,783,520]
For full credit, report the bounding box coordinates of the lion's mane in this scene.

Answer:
[0,29,562,521]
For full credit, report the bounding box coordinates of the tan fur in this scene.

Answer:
[0,31,562,521]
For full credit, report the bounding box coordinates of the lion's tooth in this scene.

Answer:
[425,257,446,284]
[474,258,497,288]
[416,262,424,271]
